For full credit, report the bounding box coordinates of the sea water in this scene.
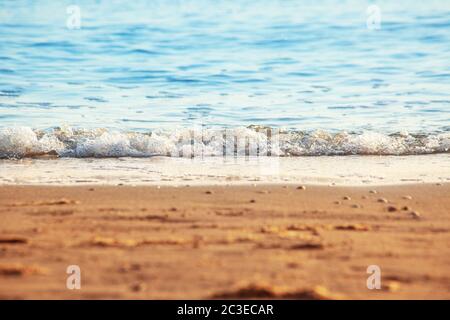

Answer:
[0,0,449,184]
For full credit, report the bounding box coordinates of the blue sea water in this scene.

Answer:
[0,0,450,157]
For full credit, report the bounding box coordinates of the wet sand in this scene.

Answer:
[0,184,449,299]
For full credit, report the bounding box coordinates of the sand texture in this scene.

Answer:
[0,184,449,299]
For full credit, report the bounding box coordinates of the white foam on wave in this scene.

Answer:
[0,127,64,157]
[0,126,449,159]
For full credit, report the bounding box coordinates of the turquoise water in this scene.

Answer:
[0,0,449,157]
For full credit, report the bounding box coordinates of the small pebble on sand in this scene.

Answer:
[387,206,397,212]
[410,211,421,219]
[286,262,300,269]
[343,196,351,200]
[385,281,401,292]
[362,195,368,199]
[130,283,145,292]
[334,201,341,205]
[369,190,377,194]
[402,195,412,200]
[205,190,213,194]
[250,199,256,203]
[297,186,306,190]
[351,204,361,209]
[377,198,388,203]
[402,206,411,211]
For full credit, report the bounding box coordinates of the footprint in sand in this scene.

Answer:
[0,264,45,276]
[0,237,29,244]
[210,283,342,300]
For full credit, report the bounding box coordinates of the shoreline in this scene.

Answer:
[0,181,449,188]
[1,183,449,299]
[1,154,450,186]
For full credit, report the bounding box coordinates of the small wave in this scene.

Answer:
[0,126,449,159]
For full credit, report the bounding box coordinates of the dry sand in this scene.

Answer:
[0,184,449,299]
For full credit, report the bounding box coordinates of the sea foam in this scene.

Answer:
[0,126,449,159]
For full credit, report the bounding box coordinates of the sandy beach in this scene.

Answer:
[1,0,450,306]
[0,183,449,299]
